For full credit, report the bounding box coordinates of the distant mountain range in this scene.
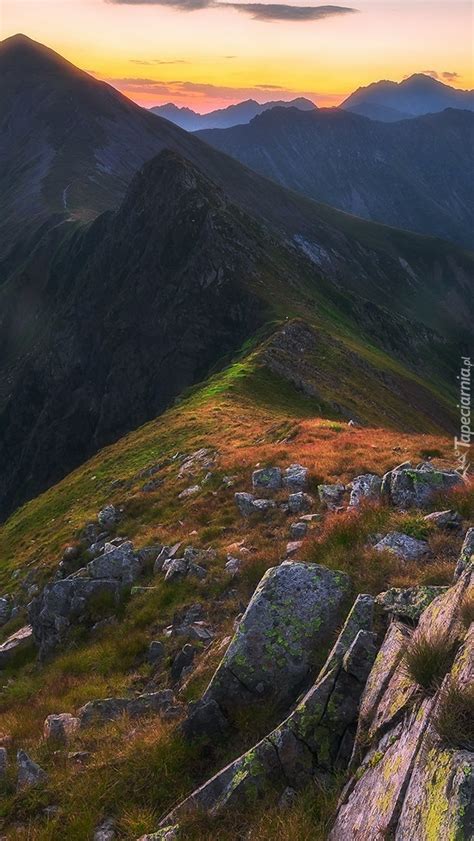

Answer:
[150,74,474,132]
[150,97,316,131]
[341,73,474,121]
[198,106,474,248]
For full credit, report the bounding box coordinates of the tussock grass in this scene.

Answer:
[403,631,458,695]
[300,503,454,595]
[179,777,343,841]
[460,589,474,628]
[434,680,474,751]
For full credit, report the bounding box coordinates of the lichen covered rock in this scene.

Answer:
[381,463,463,509]
[455,526,474,579]
[348,474,382,507]
[331,565,474,840]
[202,561,351,715]
[159,593,377,827]
[376,585,447,622]
[373,531,430,562]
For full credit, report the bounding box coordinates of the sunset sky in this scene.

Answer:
[2,0,473,111]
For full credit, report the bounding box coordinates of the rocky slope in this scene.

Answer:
[198,106,474,249]
[0,411,471,840]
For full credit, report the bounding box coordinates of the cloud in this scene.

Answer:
[130,58,189,65]
[109,0,209,7]
[104,74,322,102]
[418,69,461,84]
[442,71,459,81]
[108,0,358,23]
[225,3,356,21]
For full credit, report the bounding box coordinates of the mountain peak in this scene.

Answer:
[0,32,83,79]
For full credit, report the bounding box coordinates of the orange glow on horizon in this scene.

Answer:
[2,0,473,112]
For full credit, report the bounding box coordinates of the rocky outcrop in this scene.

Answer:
[424,509,463,529]
[329,566,474,840]
[16,750,47,791]
[348,474,382,507]
[78,690,180,727]
[381,462,463,509]
[158,594,376,826]
[201,561,351,715]
[43,713,80,742]
[282,464,308,490]
[29,578,122,659]
[455,527,474,579]
[376,585,447,621]
[287,492,313,514]
[235,493,276,516]
[252,467,282,490]
[318,484,346,510]
[86,541,142,586]
[373,532,430,561]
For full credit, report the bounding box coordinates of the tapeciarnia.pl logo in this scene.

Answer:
[454,356,472,478]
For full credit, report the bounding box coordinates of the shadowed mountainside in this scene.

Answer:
[197,106,474,249]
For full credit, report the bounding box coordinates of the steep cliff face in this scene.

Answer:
[0,152,268,519]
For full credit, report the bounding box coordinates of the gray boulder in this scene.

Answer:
[318,484,346,510]
[376,585,447,622]
[225,556,242,576]
[381,463,463,509]
[94,818,116,841]
[455,527,474,579]
[252,498,277,513]
[154,543,182,574]
[0,596,12,627]
[163,558,188,582]
[252,467,282,490]
[282,464,308,490]
[182,698,230,742]
[17,750,47,790]
[43,713,80,742]
[158,593,376,827]
[289,522,308,539]
[86,541,142,586]
[235,493,256,516]
[423,509,462,529]
[97,504,119,529]
[0,746,7,778]
[171,644,195,682]
[78,690,177,727]
[287,492,313,514]
[147,640,165,665]
[349,474,382,507]
[285,541,303,557]
[202,561,351,715]
[0,624,34,668]
[373,532,430,562]
[29,578,121,659]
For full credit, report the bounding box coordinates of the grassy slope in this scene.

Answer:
[0,330,471,839]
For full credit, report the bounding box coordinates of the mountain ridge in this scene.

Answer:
[197,105,474,248]
[150,96,316,131]
[342,72,474,120]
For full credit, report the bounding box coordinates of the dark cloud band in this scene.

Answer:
[226,3,356,20]
[107,0,358,23]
